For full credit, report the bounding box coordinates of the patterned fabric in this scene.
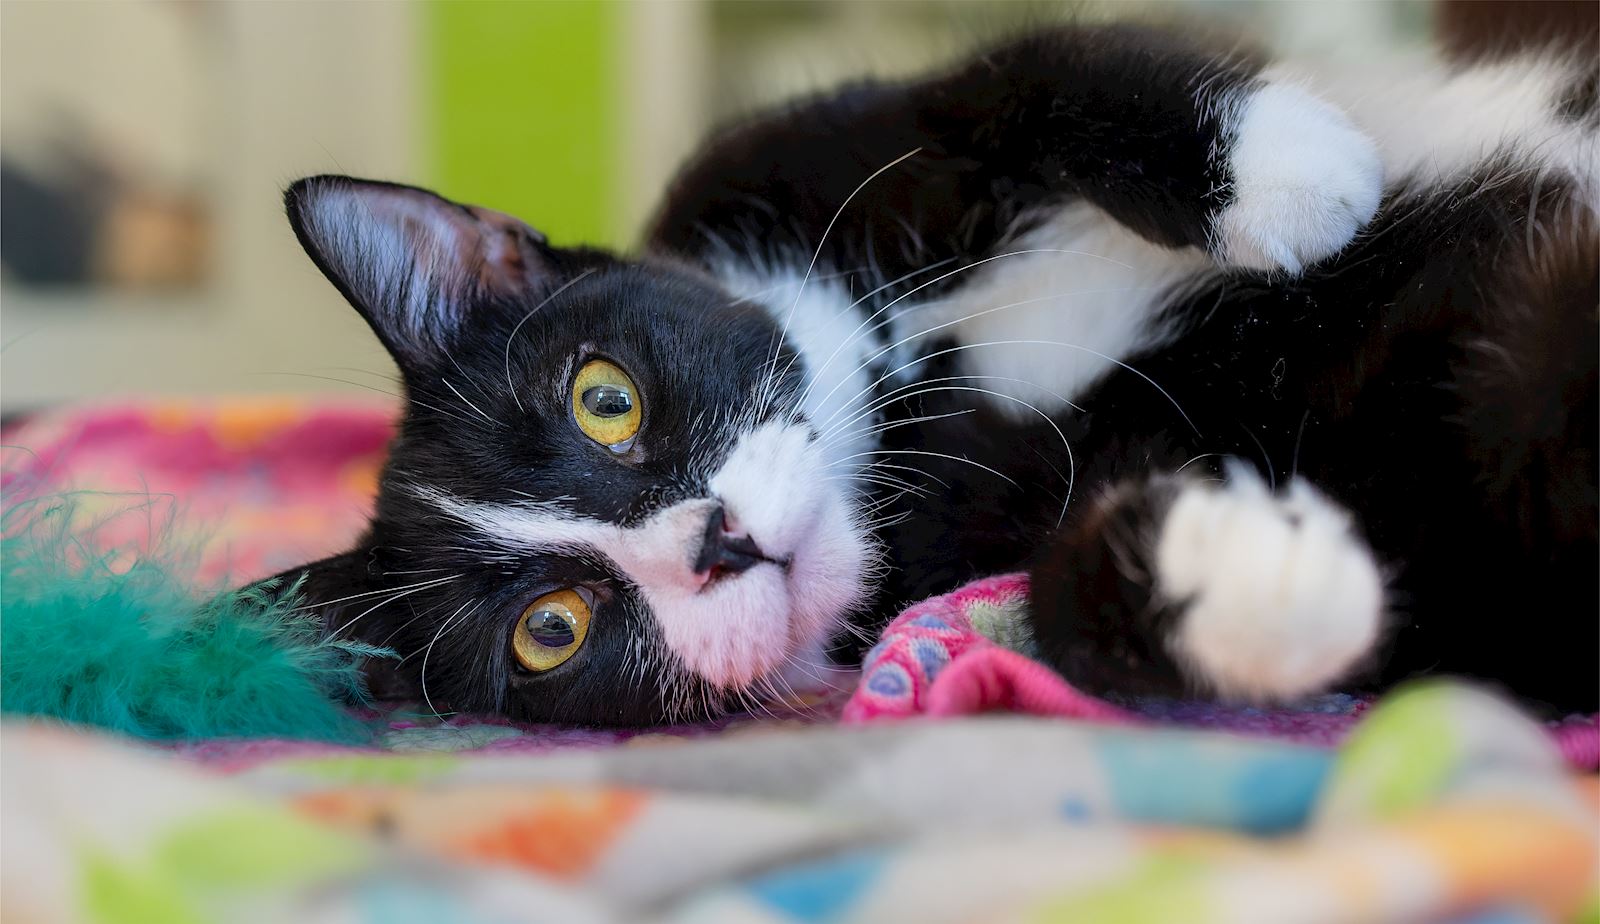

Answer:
[844,573,1135,723]
[165,696,846,774]
[3,684,1595,923]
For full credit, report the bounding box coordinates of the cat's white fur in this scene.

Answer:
[1278,55,1599,210]
[1213,81,1385,274]
[412,420,869,689]
[899,203,1213,422]
[714,268,885,468]
[799,80,1385,425]
[1157,470,1385,701]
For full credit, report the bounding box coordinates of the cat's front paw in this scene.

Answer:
[1212,83,1384,275]
[1156,468,1385,702]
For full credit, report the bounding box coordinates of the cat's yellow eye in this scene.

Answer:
[513,588,592,672]
[572,359,642,450]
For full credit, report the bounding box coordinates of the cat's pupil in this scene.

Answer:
[526,609,576,648]
[582,385,633,418]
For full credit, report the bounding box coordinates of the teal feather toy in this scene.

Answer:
[1,495,384,743]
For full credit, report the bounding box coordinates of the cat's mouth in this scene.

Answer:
[695,556,790,593]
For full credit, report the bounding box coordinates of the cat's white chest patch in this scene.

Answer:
[903,204,1210,420]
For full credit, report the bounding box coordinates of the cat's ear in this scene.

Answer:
[285,175,551,368]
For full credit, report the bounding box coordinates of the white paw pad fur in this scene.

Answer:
[1213,83,1384,275]
[1155,469,1385,702]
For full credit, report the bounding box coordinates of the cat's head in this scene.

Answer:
[281,176,874,724]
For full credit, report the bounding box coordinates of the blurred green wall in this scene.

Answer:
[424,1,620,247]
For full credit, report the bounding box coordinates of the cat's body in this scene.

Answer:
[278,22,1598,724]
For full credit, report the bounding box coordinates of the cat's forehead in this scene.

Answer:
[474,266,785,401]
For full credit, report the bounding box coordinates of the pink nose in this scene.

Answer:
[692,504,766,579]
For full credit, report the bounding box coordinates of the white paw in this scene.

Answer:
[1213,83,1384,275]
[1155,468,1385,703]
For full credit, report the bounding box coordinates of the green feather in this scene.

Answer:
[1,495,385,743]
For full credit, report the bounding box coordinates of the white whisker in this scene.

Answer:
[857,338,1200,437]
[327,576,463,640]
[821,408,977,449]
[504,269,596,413]
[416,598,483,723]
[760,147,924,414]
[293,574,460,615]
[442,378,497,425]
[799,249,1134,415]
[839,448,1020,488]
[830,381,1075,523]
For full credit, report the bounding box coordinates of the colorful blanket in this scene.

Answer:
[4,684,1596,923]
[3,400,1596,922]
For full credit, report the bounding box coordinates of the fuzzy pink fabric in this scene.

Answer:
[843,573,1132,724]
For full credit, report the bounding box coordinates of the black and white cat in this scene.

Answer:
[273,23,1597,724]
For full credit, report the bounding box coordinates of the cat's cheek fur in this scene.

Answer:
[714,268,883,466]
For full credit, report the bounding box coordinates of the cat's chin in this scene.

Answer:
[657,561,800,689]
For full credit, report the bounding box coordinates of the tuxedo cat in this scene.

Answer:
[274,23,1597,724]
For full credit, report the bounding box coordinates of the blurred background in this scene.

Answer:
[0,0,1466,413]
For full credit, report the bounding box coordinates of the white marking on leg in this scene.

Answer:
[1156,469,1385,702]
[1213,82,1384,275]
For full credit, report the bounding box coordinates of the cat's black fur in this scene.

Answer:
[273,22,1598,723]
[1012,166,1597,708]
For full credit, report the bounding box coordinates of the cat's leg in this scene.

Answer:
[1028,465,1386,702]
[651,23,1384,280]
[917,26,1385,276]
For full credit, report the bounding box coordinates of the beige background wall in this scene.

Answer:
[2,2,418,411]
